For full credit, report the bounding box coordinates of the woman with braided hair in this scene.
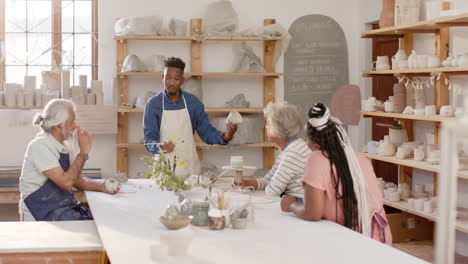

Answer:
[281,103,392,245]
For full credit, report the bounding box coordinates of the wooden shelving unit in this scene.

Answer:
[361,13,468,240]
[118,72,283,77]
[363,67,468,76]
[361,13,468,38]
[361,153,468,180]
[113,35,282,41]
[383,200,468,234]
[115,18,280,174]
[118,107,264,114]
[361,111,455,122]
[116,142,277,149]
[0,106,43,110]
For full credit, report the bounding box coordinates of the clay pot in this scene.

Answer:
[380,0,396,28]
[389,126,408,146]
[393,84,407,113]
[378,136,396,156]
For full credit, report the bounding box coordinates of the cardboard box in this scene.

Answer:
[387,213,434,243]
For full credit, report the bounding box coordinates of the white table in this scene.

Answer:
[86,179,429,264]
[0,221,105,263]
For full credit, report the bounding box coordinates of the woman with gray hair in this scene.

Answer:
[235,101,312,199]
[20,99,118,221]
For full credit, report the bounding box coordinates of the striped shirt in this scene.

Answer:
[257,138,312,198]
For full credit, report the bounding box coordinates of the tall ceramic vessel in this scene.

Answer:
[380,0,396,28]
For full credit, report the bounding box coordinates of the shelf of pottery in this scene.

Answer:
[361,1,468,232]
[114,15,286,174]
[0,72,105,109]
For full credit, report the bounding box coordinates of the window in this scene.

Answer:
[0,0,98,86]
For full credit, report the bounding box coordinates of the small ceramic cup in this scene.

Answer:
[424,200,434,213]
[440,105,455,117]
[384,101,395,113]
[408,198,415,209]
[414,198,425,211]
[425,105,437,116]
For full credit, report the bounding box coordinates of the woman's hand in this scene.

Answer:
[281,195,297,212]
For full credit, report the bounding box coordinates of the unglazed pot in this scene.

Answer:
[380,0,396,28]
[378,136,396,156]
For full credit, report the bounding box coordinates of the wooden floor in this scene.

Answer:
[394,241,468,263]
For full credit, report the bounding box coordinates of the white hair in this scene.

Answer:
[33,99,76,132]
[264,101,303,139]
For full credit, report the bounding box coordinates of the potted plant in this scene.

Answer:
[142,151,191,192]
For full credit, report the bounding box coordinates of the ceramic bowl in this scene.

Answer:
[160,216,193,230]
[231,218,248,229]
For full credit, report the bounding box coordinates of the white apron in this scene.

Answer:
[159,94,200,176]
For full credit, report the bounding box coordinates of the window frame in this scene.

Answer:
[0,0,98,89]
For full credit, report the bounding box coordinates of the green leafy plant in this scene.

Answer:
[142,152,191,192]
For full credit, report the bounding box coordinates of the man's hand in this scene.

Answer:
[160,140,175,153]
[223,123,238,143]
[281,195,297,212]
[101,180,120,194]
[77,127,92,155]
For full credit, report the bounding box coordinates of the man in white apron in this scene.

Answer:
[143,57,237,176]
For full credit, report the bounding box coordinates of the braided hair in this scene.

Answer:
[306,103,359,231]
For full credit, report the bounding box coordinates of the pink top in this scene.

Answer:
[303,151,392,245]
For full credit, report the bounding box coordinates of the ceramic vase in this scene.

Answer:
[380,0,396,28]
[393,84,407,113]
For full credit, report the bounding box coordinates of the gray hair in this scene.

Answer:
[264,101,303,139]
[33,99,76,132]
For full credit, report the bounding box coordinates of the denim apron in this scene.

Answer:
[24,153,93,221]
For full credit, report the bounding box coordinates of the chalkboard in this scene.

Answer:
[284,15,349,117]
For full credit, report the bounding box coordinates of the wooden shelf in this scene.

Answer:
[361,13,468,38]
[117,142,277,149]
[118,107,264,114]
[362,152,468,179]
[361,111,455,122]
[0,106,43,110]
[118,72,283,77]
[363,67,468,76]
[383,200,468,233]
[113,35,282,41]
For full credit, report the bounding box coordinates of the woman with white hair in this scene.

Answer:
[235,101,311,199]
[20,99,118,221]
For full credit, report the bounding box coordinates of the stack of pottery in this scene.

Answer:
[399,183,411,200]
[364,97,384,112]
[378,136,396,156]
[393,84,407,113]
[427,150,441,165]
[373,56,391,71]
[392,49,408,70]
[414,87,426,110]
[389,125,408,146]
[377,178,386,198]
[412,184,429,199]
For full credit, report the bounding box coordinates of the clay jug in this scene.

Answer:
[379,0,396,28]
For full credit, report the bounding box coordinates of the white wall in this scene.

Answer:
[0,0,362,178]
[358,0,468,256]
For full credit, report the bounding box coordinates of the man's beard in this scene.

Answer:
[62,129,76,153]
[168,91,177,96]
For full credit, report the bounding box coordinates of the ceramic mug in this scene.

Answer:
[414,198,425,211]
[424,200,434,213]
[414,148,425,161]
[373,62,391,71]
[384,101,395,113]
[440,105,455,117]
[425,105,437,116]
[388,191,401,202]
[408,198,415,209]
[377,56,390,64]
